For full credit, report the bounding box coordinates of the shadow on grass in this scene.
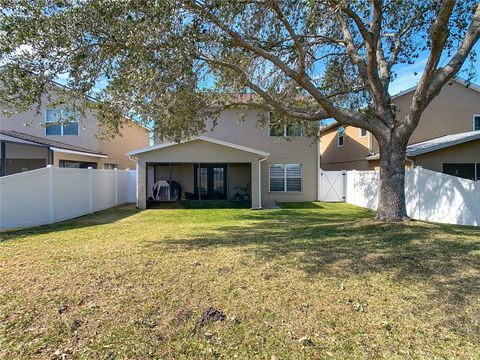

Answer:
[148,200,251,209]
[152,206,480,330]
[0,204,140,242]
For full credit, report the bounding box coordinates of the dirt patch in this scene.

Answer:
[197,307,226,327]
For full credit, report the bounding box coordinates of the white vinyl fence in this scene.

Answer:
[321,167,480,226]
[0,166,137,230]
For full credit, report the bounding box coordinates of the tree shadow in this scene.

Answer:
[149,208,480,331]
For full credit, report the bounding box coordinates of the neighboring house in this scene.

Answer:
[320,79,480,180]
[0,94,150,176]
[128,110,320,209]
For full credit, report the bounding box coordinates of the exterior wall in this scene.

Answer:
[98,123,150,169]
[413,140,480,173]
[0,93,99,151]
[320,125,372,171]
[370,81,480,153]
[0,92,150,171]
[196,109,319,202]
[321,81,480,169]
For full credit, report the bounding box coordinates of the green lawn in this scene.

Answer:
[1,202,479,359]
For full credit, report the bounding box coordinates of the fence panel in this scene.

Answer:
[0,166,137,230]
[0,167,51,229]
[336,167,480,227]
[53,167,91,222]
[92,170,117,212]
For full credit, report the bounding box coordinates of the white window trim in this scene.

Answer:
[268,163,303,193]
[45,109,80,136]
[337,127,345,147]
[359,128,367,138]
[473,114,480,131]
[267,113,303,138]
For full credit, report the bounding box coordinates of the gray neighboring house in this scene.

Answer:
[128,109,321,209]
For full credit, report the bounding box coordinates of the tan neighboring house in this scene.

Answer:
[128,109,320,209]
[0,94,150,176]
[320,79,480,181]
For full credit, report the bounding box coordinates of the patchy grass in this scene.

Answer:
[0,202,479,359]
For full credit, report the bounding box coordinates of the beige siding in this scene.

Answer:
[0,93,150,170]
[98,122,150,169]
[320,81,480,170]
[0,94,99,151]
[320,125,372,170]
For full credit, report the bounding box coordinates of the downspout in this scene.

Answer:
[257,155,269,209]
[129,155,140,208]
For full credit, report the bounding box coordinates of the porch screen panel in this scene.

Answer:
[197,167,208,195]
[269,164,285,192]
[213,167,225,196]
[286,164,302,192]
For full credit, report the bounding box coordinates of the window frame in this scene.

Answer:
[473,114,480,131]
[268,113,303,138]
[359,128,367,138]
[268,163,303,193]
[337,126,345,147]
[45,109,80,136]
[104,163,118,170]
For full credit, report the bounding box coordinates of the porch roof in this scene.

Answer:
[127,135,269,157]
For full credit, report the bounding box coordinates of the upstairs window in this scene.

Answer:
[104,163,118,170]
[359,128,367,137]
[269,164,302,192]
[474,115,480,131]
[46,109,79,136]
[269,113,302,137]
[338,126,345,147]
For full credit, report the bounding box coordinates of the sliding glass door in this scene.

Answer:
[194,164,227,199]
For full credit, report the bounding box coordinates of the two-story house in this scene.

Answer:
[320,79,480,181]
[0,92,150,176]
[128,109,320,209]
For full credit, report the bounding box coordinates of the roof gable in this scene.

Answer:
[127,135,269,157]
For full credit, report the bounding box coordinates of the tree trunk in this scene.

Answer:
[376,136,409,221]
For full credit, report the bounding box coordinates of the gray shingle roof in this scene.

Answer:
[366,130,480,160]
[0,129,107,156]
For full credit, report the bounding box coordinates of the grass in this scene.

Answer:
[0,202,479,359]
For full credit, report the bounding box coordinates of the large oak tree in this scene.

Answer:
[1,0,479,220]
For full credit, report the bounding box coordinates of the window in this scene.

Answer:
[338,126,345,147]
[46,109,79,136]
[269,113,302,137]
[359,128,367,137]
[59,160,97,169]
[269,164,302,192]
[474,115,480,131]
[443,163,479,181]
[104,163,118,170]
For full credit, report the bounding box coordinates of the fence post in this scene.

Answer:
[47,165,54,224]
[415,166,422,220]
[88,167,94,214]
[114,168,118,206]
[342,170,347,203]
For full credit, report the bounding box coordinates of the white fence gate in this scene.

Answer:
[320,167,480,227]
[0,166,137,230]
[319,170,346,202]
